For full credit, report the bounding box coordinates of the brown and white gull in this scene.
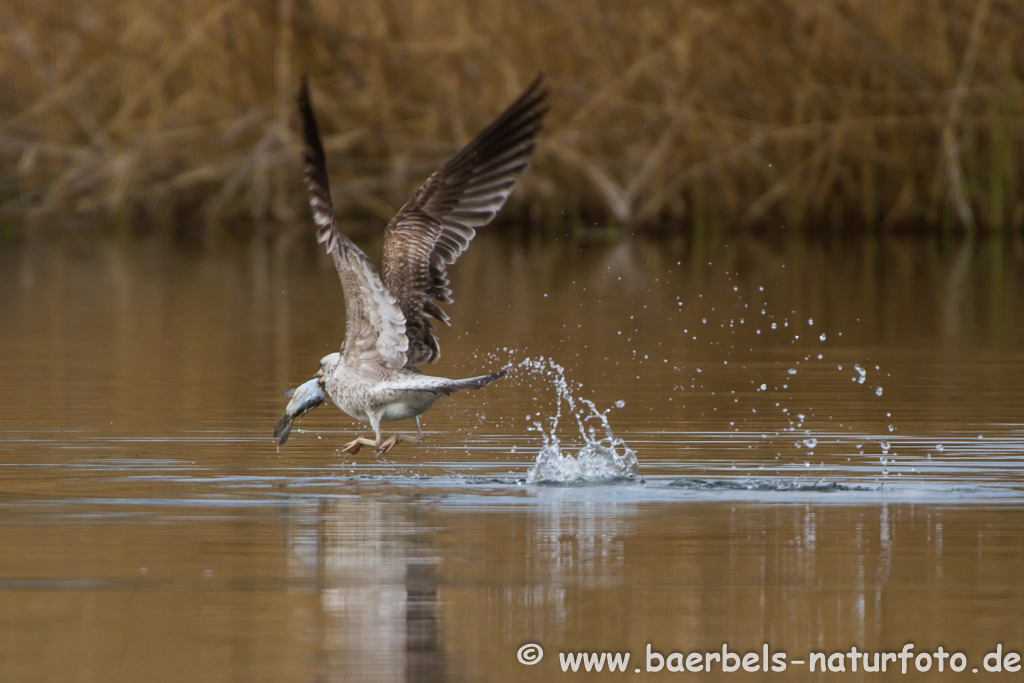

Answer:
[274,74,547,453]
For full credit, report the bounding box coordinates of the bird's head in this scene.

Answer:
[317,352,341,379]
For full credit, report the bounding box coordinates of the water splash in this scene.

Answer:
[517,357,639,485]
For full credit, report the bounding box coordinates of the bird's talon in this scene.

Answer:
[376,434,400,455]
[340,440,363,455]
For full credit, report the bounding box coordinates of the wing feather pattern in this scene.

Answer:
[383,73,548,365]
[298,76,409,372]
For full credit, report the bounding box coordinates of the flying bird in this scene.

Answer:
[274,73,547,454]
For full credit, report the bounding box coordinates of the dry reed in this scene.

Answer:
[1,0,1023,237]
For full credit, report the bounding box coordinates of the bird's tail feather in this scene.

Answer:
[386,367,508,396]
[448,367,507,392]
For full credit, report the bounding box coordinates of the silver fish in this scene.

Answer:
[274,377,326,446]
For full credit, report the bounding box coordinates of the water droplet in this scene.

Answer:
[819,333,826,342]
[875,386,884,397]
[854,364,867,384]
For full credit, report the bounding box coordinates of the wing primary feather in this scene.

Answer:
[382,72,549,366]
[297,75,410,371]
[297,74,336,246]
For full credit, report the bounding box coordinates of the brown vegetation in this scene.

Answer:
[1,0,1023,236]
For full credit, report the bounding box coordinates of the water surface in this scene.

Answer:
[1,234,1023,681]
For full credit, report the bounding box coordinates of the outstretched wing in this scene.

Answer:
[382,73,548,365]
[298,76,409,372]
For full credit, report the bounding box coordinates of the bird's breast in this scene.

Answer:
[324,372,439,424]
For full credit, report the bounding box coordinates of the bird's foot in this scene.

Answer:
[377,429,427,453]
[376,434,404,455]
[340,437,378,455]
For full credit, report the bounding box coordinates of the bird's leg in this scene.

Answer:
[365,413,398,455]
[339,414,384,455]
[377,417,425,454]
[368,413,416,455]
[340,437,377,455]
[376,433,401,455]
[341,415,421,456]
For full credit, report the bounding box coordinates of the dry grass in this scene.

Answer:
[2,0,1023,236]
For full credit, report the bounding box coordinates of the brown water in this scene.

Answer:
[1,234,1023,682]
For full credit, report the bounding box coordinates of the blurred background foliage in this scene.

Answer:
[1,0,1023,238]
